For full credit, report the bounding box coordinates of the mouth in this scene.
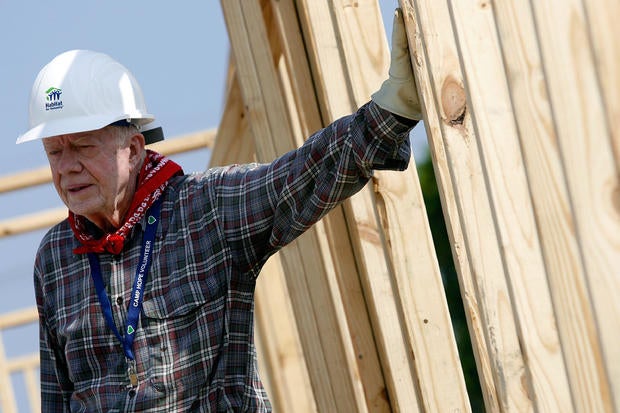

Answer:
[67,184,93,194]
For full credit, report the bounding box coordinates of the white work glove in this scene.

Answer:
[371,8,422,120]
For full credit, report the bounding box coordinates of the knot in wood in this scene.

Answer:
[441,77,467,126]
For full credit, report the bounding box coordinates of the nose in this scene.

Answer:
[55,147,83,175]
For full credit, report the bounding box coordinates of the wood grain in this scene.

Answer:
[529,0,619,410]
[402,0,528,411]
[449,0,573,411]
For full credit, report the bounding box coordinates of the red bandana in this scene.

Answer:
[69,150,183,255]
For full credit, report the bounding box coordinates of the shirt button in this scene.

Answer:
[150,379,165,393]
[116,297,123,306]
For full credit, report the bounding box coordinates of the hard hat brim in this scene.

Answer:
[16,113,154,144]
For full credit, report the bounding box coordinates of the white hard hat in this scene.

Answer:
[17,49,155,144]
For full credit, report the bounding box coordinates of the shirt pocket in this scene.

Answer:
[140,279,228,392]
[142,288,210,319]
[141,266,229,318]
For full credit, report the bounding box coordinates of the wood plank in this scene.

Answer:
[220,2,366,411]
[0,308,39,412]
[148,129,216,157]
[209,63,254,167]
[293,0,354,121]
[529,0,619,410]
[23,367,40,413]
[334,2,468,410]
[0,166,51,194]
[365,6,468,410]
[271,2,393,411]
[264,12,389,408]
[296,1,470,411]
[399,4,499,411]
[295,1,423,411]
[0,333,18,413]
[0,307,38,329]
[254,256,317,413]
[210,66,315,412]
[6,354,40,373]
[264,1,398,410]
[374,165,471,413]
[580,0,620,405]
[581,0,620,168]
[491,2,606,412]
[447,1,574,411]
[339,187,422,413]
[0,208,66,238]
[402,1,529,411]
[267,0,323,140]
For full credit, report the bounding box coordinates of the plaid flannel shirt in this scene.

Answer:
[34,102,414,412]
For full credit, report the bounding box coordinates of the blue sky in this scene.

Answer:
[0,1,423,409]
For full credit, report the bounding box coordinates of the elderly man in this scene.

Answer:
[18,9,421,412]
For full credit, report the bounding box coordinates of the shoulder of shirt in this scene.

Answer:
[168,164,263,188]
[36,217,73,256]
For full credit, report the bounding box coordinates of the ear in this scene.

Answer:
[128,132,146,169]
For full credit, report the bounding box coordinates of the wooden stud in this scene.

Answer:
[209,65,315,412]
[296,1,469,411]
[447,0,574,411]
[295,1,424,410]
[400,4,499,411]
[401,0,528,410]
[581,0,620,168]
[529,0,619,410]
[220,1,367,411]
[277,1,394,410]
[0,307,38,413]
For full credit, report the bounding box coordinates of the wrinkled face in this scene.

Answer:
[43,126,144,231]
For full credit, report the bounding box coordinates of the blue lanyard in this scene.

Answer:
[87,197,162,362]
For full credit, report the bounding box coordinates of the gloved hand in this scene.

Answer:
[371,8,422,120]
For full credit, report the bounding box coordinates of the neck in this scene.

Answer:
[90,178,139,233]
[92,211,126,233]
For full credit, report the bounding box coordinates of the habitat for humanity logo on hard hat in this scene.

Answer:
[45,87,63,111]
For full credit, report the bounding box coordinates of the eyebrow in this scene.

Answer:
[43,134,101,149]
[72,136,98,144]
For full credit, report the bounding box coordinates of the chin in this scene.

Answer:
[68,203,100,219]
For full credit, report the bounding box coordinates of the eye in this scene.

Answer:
[77,144,98,156]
